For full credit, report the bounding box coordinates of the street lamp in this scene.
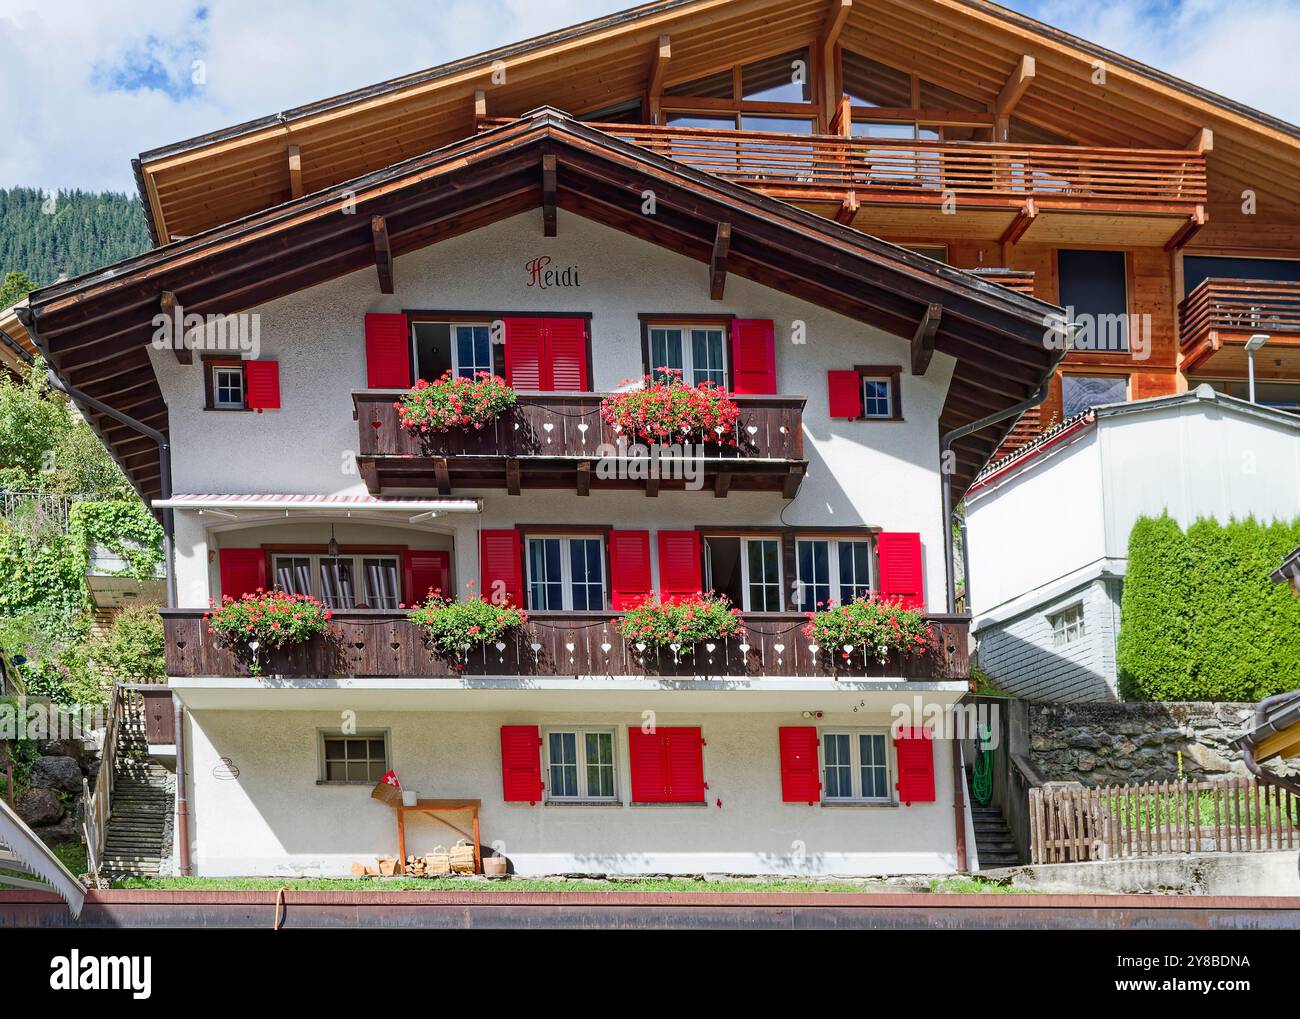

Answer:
[1245,334,1268,404]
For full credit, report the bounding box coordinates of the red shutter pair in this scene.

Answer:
[218,548,267,600]
[628,726,705,803]
[503,318,589,392]
[402,550,449,607]
[611,531,703,608]
[778,726,936,805]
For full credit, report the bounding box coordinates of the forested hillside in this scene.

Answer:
[0,186,151,294]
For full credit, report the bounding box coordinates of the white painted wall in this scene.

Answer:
[183,705,959,877]
[153,210,957,609]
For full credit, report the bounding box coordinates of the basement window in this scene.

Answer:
[319,730,389,785]
[1050,603,1086,647]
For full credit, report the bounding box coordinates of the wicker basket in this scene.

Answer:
[371,780,403,808]
[449,839,476,874]
[425,846,451,876]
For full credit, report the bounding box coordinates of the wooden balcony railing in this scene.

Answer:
[353,390,807,495]
[162,609,970,682]
[1180,277,1300,356]
[529,120,1208,213]
[966,267,1036,296]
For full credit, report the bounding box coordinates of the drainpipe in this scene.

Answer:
[1241,692,1300,798]
[172,696,191,876]
[952,739,968,873]
[940,377,1052,613]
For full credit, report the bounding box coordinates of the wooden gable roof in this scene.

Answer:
[25,111,1062,502]
[134,0,1300,244]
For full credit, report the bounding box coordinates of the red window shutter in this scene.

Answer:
[479,529,523,607]
[657,530,702,601]
[730,318,777,394]
[218,548,266,601]
[779,726,821,804]
[245,360,280,412]
[609,530,652,610]
[827,370,863,419]
[364,313,411,389]
[877,532,925,610]
[545,318,589,392]
[664,727,705,802]
[894,728,936,805]
[628,727,668,803]
[503,317,547,390]
[402,550,449,606]
[500,725,543,804]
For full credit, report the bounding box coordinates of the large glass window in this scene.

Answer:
[745,538,782,612]
[648,325,728,387]
[454,325,493,378]
[527,536,606,611]
[703,536,784,611]
[411,320,495,382]
[822,731,891,802]
[1061,375,1128,418]
[545,728,617,802]
[741,49,811,102]
[795,538,874,612]
[272,554,400,609]
[1058,250,1128,352]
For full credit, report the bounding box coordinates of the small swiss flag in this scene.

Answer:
[380,770,401,788]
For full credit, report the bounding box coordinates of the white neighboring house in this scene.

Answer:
[965,386,1300,702]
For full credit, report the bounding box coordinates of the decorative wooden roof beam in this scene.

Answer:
[159,290,190,364]
[371,216,394,294]
[993,55,1036,141]
[474,88,488,127]
[818,0,852,125]
[999,197,1038,246]
[1187,126,1214,153]
[647,34,671,125]
[1165,204,1208,252]
[911,303,942,376]
[709,221,731,300]
[541,152,557,237]
[287,144,303,200]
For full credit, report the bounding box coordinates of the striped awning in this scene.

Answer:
[152,493,481,514]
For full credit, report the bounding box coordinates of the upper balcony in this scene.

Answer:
[559,121,1208,250]
[1179,278,1300,375]
[353,390,807,497]
[162,609,970,682]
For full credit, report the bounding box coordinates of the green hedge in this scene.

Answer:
[1117,514,1300,701]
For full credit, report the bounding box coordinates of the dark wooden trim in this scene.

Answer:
[201,355,247,411]
[541,152,558,237]
[372,216,394,294]
[911,303,942,376]
[710,222,731,300]
[406,310,595,321]
[853,364,904,421]
[159,291,190,364]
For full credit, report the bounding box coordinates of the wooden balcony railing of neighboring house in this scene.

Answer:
[966,268,1037,297]
[353,391,807,497]
[162,609,970,682]
[483,118,1208,229]
[1179,277,1300,372]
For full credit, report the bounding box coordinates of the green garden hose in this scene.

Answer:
[972,724,994,806]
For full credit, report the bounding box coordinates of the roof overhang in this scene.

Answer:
[25,111,1064,500]
[153,493,482,522]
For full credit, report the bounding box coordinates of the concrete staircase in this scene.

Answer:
[100,716,171,880]
[972,804,1020,869]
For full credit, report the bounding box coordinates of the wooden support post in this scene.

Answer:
[818,0,852,127]
[1187,126,1213,153]
[541,153,557,237]
[782,464,805,499]
[576,460,591,496]
[1164,204,1207,252]
[371,215,394,295]
[911,303,942,376]
[433,456,450,495]
[506,457,521,496]
[645,474,660,498]
[999,198,1037,246]
[647,34,671,125]
[287,143,303,199]
[834,192,859,225]
[709,222,731,300]
[993,55,1035,141]
[714,471,731,498]
[160,290,191,364]
[474,88,487,124]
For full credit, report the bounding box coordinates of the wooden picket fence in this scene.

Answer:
[1028,777,1300,864]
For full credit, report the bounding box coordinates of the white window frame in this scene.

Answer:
[450,322,494,378]
[212,365,245,409]
[543,726,619,803]
[318,728,390,785]
[861,376,894,419]
[820,728,892,804]
[648,323,729,388]
[272,553,401,610]
[525,535,607,612]
[739,536,783,612]
[410,319,495,381]
[795,538,875,611]
[1049,603,1087,648]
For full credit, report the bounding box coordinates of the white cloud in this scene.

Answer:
[0,0,1296,194]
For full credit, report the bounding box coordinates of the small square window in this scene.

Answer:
[319,730,389,785]
[862,378,893,418]
[209,364,246,410]
[1050,604,1086,647]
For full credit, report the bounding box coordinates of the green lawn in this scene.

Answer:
[111,874,1022,894]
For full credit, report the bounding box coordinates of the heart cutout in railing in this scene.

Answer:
[371,420,382,430]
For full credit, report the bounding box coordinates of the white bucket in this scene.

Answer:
[401,790,419,807]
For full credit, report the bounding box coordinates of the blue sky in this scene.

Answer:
[1,0,1297,193]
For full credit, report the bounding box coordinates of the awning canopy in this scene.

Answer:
[152,493,481,517]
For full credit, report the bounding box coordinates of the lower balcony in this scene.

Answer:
[353,391,807,497]
[1180,277,1300,376]
[162,609,970,681]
